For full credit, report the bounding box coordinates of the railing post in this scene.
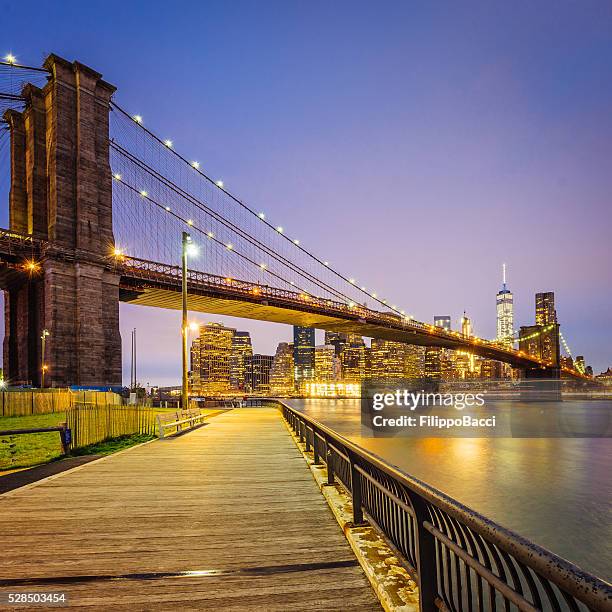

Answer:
[409,494,439,612]
[305,426,311,452]
[349,453,365,525]
[312,431,320,464]
[326,439,335,485]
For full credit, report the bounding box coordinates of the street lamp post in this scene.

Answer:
[181,232,190,410]
[41,329,50,388]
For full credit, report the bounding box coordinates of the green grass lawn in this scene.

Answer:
[0,407,223,472]
[0,412,67,471]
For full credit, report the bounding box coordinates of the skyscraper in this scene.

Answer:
[324,331,348,357]
[519,292,560,366]
[535,292,557,325]
[341,334,366,382]
[270,342,294,395]
[293,326,315,391]
[245,354,274,394]
[425,316,451,380]
[230,331,253,390]
[434,316,451,331]
[314,345,339,382]
[190,323,235,395]
[496,264,514,348]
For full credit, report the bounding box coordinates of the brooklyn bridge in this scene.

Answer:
[0,55,589,388]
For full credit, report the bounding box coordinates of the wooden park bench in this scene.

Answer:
[156,409,205,439]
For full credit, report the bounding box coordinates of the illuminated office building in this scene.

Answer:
[478,358,502,379]
[519,292,560,366]
[245,354,274,394]
[190,323,235,395]
[341,334,367,382]
[270,342,295,395]
[575,355,586,373]
[426,316,451,380]
[536,292,557,325]
[230,331,253,390]
[293,326,315,391]
[315,345,339,382]
[371,339,421,381]
[434,316,451,331]
[424,347,441,380]
[496,264,514,348]
[324,331,348,357]
[455,312,476,378]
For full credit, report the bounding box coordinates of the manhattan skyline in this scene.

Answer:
[2,1,611,385]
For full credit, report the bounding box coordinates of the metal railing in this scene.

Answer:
[249,399,611,612]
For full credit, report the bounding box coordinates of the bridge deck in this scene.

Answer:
[0,408,381,610]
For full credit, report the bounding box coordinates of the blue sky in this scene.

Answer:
[2,0,612,384]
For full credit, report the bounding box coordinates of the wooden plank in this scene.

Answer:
[0,408,381,609]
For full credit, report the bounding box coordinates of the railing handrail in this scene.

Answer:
[271,399,611,610]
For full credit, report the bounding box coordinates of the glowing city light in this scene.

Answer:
[133,115,143,124]
[191,161,200,169]
[293,239,300,245]
[349,278,355,284]
[324,261,329,266]
[187,219,193,226]
[216,180,224,188]
[260,263,267,270]
[276,226,284,233]
[165,206,171,211]
[186,243,198,257]
[140,190,148,197]
[163,139,173,148]
[113,247,123,257]
[258,212,265,219]
[5,53,17,65]
[207,231,214,238]
[112,173,122,181]
[226,243,233,250]
[189,322,199,332]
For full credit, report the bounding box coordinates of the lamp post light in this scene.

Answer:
[181,232,198,410]
[41,329,50,388]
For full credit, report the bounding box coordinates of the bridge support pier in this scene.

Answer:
[2,54,122,387]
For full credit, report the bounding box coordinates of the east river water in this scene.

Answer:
[284,398,612,581]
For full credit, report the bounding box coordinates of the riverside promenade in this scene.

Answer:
[0,408,381,610]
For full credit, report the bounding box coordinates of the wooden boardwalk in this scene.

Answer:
[0,408,381,610]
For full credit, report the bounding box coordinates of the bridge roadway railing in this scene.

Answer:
[118,255,577,375]
[246,398,611,612]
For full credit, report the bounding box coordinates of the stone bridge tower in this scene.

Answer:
[3,55,122,387]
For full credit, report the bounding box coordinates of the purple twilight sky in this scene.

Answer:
[2,0,612,385]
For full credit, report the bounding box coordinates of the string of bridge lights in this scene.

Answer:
[111,172,337,302]
[109,140,358,307]
[111,101,415,320]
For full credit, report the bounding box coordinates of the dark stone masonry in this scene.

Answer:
[2,55,121,386]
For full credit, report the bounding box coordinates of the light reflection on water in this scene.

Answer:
[285,398,612,581]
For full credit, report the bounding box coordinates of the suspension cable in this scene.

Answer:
[110,141,359,306]
[110,101,407,317]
